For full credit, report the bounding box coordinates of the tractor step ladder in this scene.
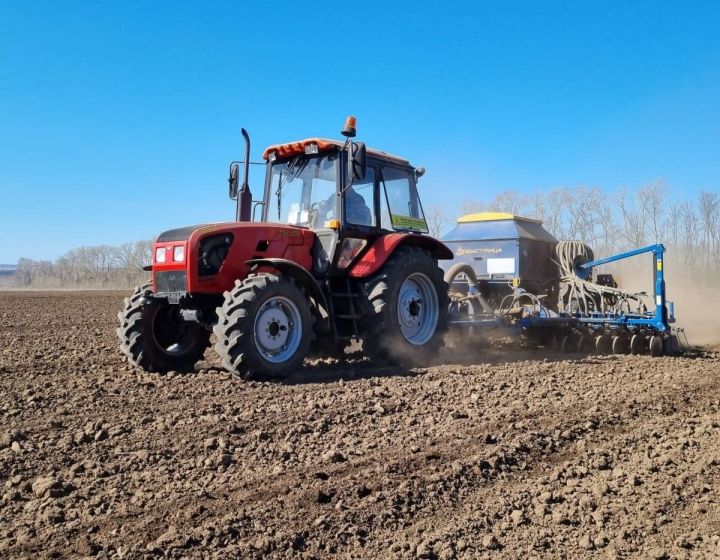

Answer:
[325,278,362,341]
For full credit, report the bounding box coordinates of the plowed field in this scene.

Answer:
[1,291,719,559]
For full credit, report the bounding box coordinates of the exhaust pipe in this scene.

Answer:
[236,128,252,222]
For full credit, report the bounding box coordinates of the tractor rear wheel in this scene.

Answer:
[117,284,210,372]
[213,274,313,380]
[360,246,448,366]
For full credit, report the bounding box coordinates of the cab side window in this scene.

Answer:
[345,167,375,226]
[380,166,428,232]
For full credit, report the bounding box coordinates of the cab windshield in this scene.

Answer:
[267,153,338,228]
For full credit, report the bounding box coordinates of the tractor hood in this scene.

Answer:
[152,222,316,295]
[156,222,312,245]
[157,225,208,243]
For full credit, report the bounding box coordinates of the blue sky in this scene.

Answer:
[1,1,719,262]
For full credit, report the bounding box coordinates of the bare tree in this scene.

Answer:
[639,181,667,243]
[458,199,484,216]
[616,188,646,250]
[425,203,451,238]
[487,191,528,215]
[697,191,720,269]
[566,186,601,249]
[593,191,619,257]
[538,188,573,239]
[679,201,700,266]
[526,192,548,223]
[664,202,682,250]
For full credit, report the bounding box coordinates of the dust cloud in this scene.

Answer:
[602,252,720,346]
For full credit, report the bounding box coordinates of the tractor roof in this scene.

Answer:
[262,138,409,165]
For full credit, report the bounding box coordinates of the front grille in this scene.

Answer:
[155,271,187,293]
[198,233,234,276]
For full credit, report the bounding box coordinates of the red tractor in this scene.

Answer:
[117,117,452,379]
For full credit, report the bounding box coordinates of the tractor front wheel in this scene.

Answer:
[117,284,211,372]
[213,275,313,380]
[360,247,448,366]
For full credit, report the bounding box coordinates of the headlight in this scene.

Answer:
[173,246,185,262]
[337,238,367,269]
[155,247,166,263]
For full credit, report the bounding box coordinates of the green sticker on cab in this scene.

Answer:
[391,215,427,230]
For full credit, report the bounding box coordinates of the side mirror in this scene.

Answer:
[350,142,367,181]
[228,162,239,200]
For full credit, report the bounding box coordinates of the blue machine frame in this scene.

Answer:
[576,243,670,333]
[450,243,675,339]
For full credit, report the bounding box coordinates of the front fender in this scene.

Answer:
[245,258,329,316]
[348,234,453,278]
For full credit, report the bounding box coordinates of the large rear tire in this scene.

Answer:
[213,274,314,380]
[117,284,211,372]
[360,246,448,366]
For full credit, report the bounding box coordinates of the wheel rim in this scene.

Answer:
[151,305,196,357]
[396,272,439,345]
[253,295,303,363]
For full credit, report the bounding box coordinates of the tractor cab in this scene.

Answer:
[229,118,430,277]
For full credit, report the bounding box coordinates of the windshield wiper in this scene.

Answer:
[275,155,308,220]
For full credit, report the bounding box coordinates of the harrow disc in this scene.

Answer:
[595,334,612,355]
[630,334,645,355]
[611,335,630,355]
[577,334,595,353]
[649,335,664,357]
[560,334,576,353]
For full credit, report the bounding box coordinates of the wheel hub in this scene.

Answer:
[399,289,423,328]
[396,273,439,345]
[253,296,302,363]
[256,304,291,352]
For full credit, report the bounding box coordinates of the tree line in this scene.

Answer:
[4,240,153,288]
[4,184,718,288]
[425,183,720,273]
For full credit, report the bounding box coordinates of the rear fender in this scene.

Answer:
[245,258,329,319]
[348,233,453,278]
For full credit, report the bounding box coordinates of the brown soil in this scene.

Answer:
[1,291,719,559]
